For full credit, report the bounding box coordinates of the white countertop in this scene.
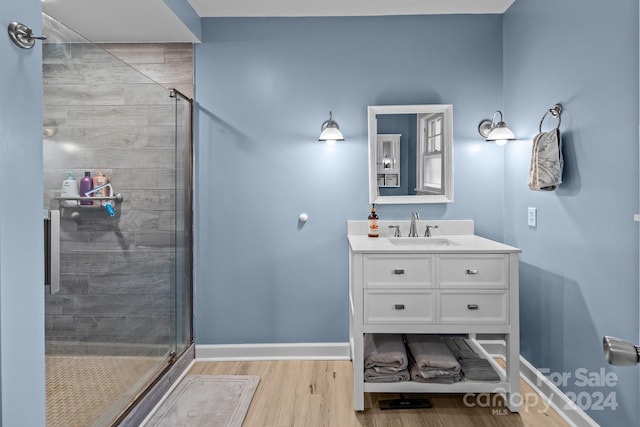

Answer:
[347,220,520,254]
[348,234,520,253]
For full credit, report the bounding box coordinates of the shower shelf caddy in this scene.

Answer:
[56,193,123,217]
[56,194,124,207]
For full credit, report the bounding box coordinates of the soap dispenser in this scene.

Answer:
[368,204,379,238]
[60,171,79,207]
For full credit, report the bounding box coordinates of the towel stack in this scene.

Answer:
[363,334,501,383]
[443,336,501,382]
[363,333,410,382]
[405,334,461,384]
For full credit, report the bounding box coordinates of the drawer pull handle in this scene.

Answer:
[467,304,479,310]
[466,269,478,275]
[394,304,405,310]
[392,269,405,275]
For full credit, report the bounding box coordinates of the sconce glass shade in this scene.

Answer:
[478,110,515,145]
[319,111,344,145]
[486,122,515,145]
[382,155,392,169]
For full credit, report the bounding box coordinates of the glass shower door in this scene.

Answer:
[42,13,193,427]
[172,89,193,358]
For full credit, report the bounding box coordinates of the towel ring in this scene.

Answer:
[539,103,562,132]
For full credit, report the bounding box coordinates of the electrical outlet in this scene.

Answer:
[528,207,537,227]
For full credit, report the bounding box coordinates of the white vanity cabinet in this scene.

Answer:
[348,223,521,412]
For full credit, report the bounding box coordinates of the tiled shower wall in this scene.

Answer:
[43,43,193,355]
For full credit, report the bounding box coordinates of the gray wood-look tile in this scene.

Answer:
[44,42,193,349]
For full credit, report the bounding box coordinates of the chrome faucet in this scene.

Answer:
[408,212,420,237]
[388,225,401,237]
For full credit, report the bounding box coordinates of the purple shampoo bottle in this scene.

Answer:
[79,171,93,205]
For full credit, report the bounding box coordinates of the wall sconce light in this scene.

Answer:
[318,111,344,145]
[478,110,516,145]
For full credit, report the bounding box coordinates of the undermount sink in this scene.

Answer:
[388,237,457,246]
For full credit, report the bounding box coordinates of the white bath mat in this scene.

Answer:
[145,375,260,427]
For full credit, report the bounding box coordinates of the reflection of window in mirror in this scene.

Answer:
[417,113,444,195]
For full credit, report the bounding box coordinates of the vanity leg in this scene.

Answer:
[506,253,521,412]
[352,333,365,411]
[349,253,365,411]
[505,333,521,412]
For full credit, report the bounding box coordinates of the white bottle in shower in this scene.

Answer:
[60,171,79,207]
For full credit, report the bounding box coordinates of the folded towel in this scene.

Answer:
[409,357,460,384]
[365,367,410,383]
[373,366,405,374]
[442,336,477,360]
[528,128,563,191]
[405,334,461,372]
[458,358,501,382]
[408,353,461,380]
[443,337,500,382]
[364,333,408,371]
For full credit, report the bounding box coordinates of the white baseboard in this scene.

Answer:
[477,340,598,427]
[195,342,351,361]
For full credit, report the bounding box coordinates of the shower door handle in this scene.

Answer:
[44,209,60,294]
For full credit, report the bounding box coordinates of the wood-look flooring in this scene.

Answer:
[188,360,569,427]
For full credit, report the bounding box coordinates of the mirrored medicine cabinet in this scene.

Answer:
[368,104,453,204]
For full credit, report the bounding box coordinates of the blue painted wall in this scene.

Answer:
[503,0,639,425]
[195,8,640,423]
[0,0,46,425]
[194,15,505,343]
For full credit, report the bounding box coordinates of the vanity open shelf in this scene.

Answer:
[362,336,509,393]
[347,220,521,412]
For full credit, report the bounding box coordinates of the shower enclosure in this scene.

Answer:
[42,14,193,427]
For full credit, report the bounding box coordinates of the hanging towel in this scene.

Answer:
[528,127,563,191]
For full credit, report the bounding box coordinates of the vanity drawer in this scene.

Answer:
[364,254,433,289]
[438,290,508,324]
[364,289,435,324]
[438,254,508,289]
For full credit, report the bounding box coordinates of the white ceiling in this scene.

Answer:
[42,0,200,43]
[41,0,515,43]
[188,0,516,17]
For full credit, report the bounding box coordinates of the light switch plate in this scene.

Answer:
[528,207,537,227]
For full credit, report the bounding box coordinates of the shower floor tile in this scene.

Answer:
[46,355,164,427]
